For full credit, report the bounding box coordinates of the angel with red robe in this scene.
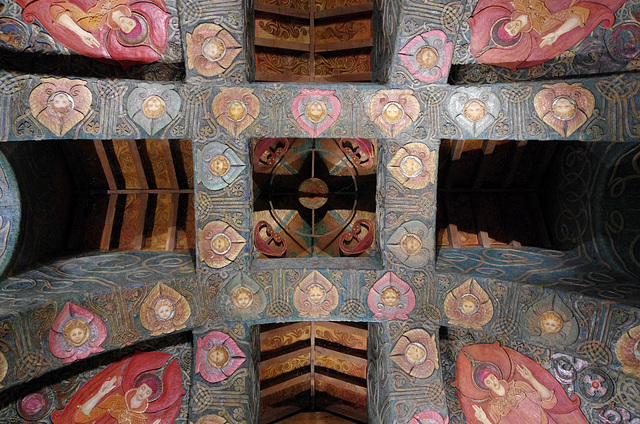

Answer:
[469,0,628,70]
[51,351,185,424]
[16,0,170,66]
[453,342,588,424]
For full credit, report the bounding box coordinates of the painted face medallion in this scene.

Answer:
[380,286,401,307]
[307,284,326,304]
[226,100,247,122]
[458,294,479,315]
[415,46,439,69]
[400,234,423,255]
[202,36,226,62]
[232,287,254,309]
[207,345,231,368]
[63,318,91,347]
[400,155,423,178]
[463,100,486,122]
[211,233,232,255]
[406,342,427,365]
[142,95,166,119]
[209,154,231,177]
[383,102,404,124]
[48,92,74,117]
[551,96,577,121]
[539,310,564,334]
[305,100,328,123]
[153,298,175,321]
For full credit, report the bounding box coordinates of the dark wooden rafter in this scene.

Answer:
[438,139,555,249]
[90,140,194,252]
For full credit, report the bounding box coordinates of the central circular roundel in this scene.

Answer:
[269,147,359,238]
[298,177,329,210]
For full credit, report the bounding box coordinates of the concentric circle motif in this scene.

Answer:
[211,233,232,255]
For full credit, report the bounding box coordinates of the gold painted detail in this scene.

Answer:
[314,53,370,75]
[260,353,311,379]
[315,325,366,350]
[315,352,366,378]
[256,52,311,76]
[257,0,309,11]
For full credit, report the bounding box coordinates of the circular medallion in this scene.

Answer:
[577,366,614,403]
[634,339,640,361]
[116,13,149,46]
[400,155,423,178]
[0,18,29,51]
[226,100,247,122]
[415,46,439,69]
[142,95,166,119]
[298,177,329,210]
[405,342,427,365]
[153,298,175,321]
[307,283,326,304]
[607,23,640,61]
[207,345,230,368]
[400,234,422,255]
[48,91,74,117]
[458,294,479,315]
[380,286,401,307]
[232,287,254,309]
[539,310,564,334]
[305,100,328,123]
[63,318,91,347]
[551,96,577,121]
[382,102,404,124]
[210,233,232,255]
[463,100,486,122]
[17,388,54,421]
[202,36,226,62]
[209,154,231,177]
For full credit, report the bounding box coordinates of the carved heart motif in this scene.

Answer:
[291,89,341,137]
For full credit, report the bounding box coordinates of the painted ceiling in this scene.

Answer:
[0,0,638,423]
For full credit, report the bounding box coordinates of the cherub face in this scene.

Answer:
[117,16,136,33]
[400,155,422,178]
[307,284,325,304]
[539,311,563,334]
[226,101,247,122]
[208,345,230,368]
[459,294,479,315]
[405,342,426,364]
[415,46,438,69]
[400,234,422,255]
[484,374,501,391]
[202,37,225,62]
[69,327,86,345]
[383,102,404,124]
[211,234,231,254]
[464,100,486,122]
[209,155,230,177]
[504,19,522,37]
[154,299,175,321]
[305,100,327,123]
[380,286,401,307]
[63,318,90,347]
[49,92,74,116]
[551,97,576,120]
[142,95,166,119]
[233,287,253,309]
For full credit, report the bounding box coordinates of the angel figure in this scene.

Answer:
[454,342,588,424]
[51,351,185,424]
[469,0,628,70]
